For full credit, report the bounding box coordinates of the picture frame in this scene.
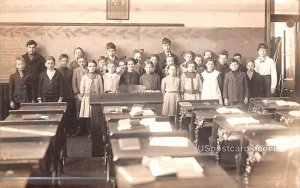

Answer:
[106,0,130,20]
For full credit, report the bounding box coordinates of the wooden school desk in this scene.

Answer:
[105,118,191,182]
[0,136,53,187]
[175,100,220,130]
[16,102,67,114]
[213,114,286,168]
[0,121,62,181]
[115,156,238,188]
[241,128,300,188]
[0,163,32,188]
[275,106,300,127]
[1,113,64,176]
[249,97,290,114]
[110,136,202,164]
[189,103,224,146]
[90,92,163,157]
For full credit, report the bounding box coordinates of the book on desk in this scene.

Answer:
[21,114,50,120]
[117,156,204,185]
[119,138,141,150]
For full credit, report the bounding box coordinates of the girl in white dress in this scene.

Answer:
[200,58,222,104]
[79,60,104,140]
[161,64,181,119]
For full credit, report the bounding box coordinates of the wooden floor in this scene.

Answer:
[61,134,111,188]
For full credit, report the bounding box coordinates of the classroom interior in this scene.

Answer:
[1,0,300,188]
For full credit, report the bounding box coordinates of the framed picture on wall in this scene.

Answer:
[106,0,130,20]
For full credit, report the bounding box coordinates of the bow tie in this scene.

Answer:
[185,72,196,78]
[259,58,266,63]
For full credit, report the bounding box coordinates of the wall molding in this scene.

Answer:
[0,22,185,27]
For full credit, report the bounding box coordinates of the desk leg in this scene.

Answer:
[91,105,105,157]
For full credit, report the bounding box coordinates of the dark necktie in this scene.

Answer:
[191,77,194,93]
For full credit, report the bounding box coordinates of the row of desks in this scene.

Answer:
[95,93,238,188]
[0,102,67,188]
[176,97,300,187]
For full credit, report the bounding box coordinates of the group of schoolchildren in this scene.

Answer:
[8,38,277,139]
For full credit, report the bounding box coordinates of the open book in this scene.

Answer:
[216,107,243,114]
[149,122,172,132]
[149,137,189,147]
[117,165,155,185]
[142,156,203,178]
[22,114,49,120]
[266,135,300,152]
[119,138,141,150]
[226,117,260,126]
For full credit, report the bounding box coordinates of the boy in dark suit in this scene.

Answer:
[37,56,63,103]
[246,59,263,99]
[105,42,119,64]
[22,40,45,103]
[9,57,30,109]
[57,54,76,135]
[223,59,249,106]
[156,38,179,70]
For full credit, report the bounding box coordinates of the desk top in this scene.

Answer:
[90,93,163,105]
[244,128,300,147]
[178,100,220,111]
[0,163,31,188]
[2,114,63,124]
[276,109,300,120]
[20,102,67,107]
[115,156,237,188]
[11,106,67,114]
[105,112,158,121]
[0,124,58,139]
[193,110,219,120]
[111,137,205,163]
[108,120,188,139]
[0,137,50,162]
[250,97,296,110]
[214,114,286,133]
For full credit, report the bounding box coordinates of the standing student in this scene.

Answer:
[57,54,76,135]
[133,49,144,75]
[254,43,277,97]
[79,60,104,141]
[200,58,223,104]
[162,56,178,77]
[246,59,263,99]
[156,37,179,70]
[233,53,246,72]
[161,64,181,121]
[180,61,202,100]
[179,51,195,74]
[215,50,230,96]
[116,59,127,75]
[215,50,230,79]
[105,42,119,64]
[37,56,63,103]
[150,54,163,79]
[72,56,88,136]
[223,59,249,106]
[203,50,214,60]
[97,56,107,75]
[103,61,121,93]
[9,57,30,109]
[119,58,140,85]
[140,60,160,90]
[68,47,84,70]
[22,40,45,102]
[195,54,205,74]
